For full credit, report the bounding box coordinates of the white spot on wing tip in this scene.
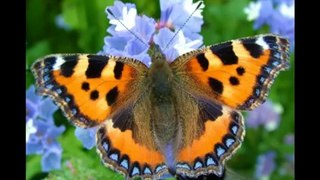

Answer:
[256,36,269,50]
[53,56,65,70]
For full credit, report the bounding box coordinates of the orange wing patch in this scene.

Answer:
[96,120,168,179]
[176,107,245,177]
[32,54,147,127]
[171,34,289,110]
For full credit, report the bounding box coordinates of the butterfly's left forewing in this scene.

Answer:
[32,54,147,127]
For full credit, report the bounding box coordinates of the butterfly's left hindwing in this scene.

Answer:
[171,34,289,110]
[32,54,148,127]
[96,120,169,179]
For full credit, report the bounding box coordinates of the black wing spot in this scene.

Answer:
[90,90,99,100]
[210,42,238,65]
[229,76,240,86]
[243,43,263,58]
[60,55,79,77]
[44,56,56,66]
[85,55,109,78]
[106,86,119,106]
[236,66,245,76]
[196,53,209,71]
[81,82,90,91]
[208,77,223,94]
[263,35,277,44]
[114,62,124,79]
[241,38,264,58]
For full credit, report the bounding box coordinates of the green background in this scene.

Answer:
[26,0,294,179]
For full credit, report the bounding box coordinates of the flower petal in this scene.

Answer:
[37,98,58,120]
[106,1,136,21]
[26,85,41,104]
[246,100,281,131]
[41,146,63,172]
[159,0,204,40]
[26,119,37,142]
[108,1,137,31]
[26,139,43,155]
[26,99,37,121]
[45,124,66,140]
[75,127,97,150]
[132,15,156,43]
[154,27,180,61]
[244,1,262,21]
[255,151,276,179]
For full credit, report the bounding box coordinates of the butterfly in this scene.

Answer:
[31,34,289,179]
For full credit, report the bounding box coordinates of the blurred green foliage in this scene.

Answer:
[26,0,294,179]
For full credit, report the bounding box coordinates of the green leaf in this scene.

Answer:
[26,155,43,180]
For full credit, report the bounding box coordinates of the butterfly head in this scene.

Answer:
[148,44,167,64]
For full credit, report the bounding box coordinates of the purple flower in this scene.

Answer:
[107,1,137,32]
[244,0,294,50]
[153,28,202,61]
[75,127,97,150]
[100,1,156,65]
[255,151,276,179]
[26,119,37,142]
[246,100,282,131]
[99,0,204,65]
[158,0,204,41]
[26,85,65,172]
[153,28,179,61]
[41,143,63,172]
[26,86,58,123]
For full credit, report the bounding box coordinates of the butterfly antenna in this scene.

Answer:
[106,8,149,48]
[164,1,203,50]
